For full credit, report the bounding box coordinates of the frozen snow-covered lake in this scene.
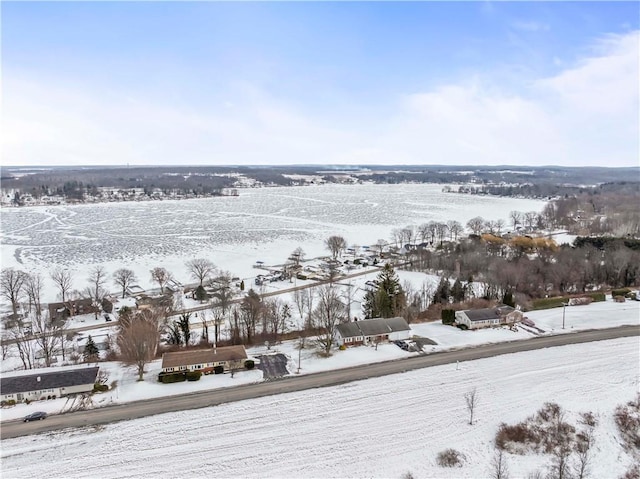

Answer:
[0,184,545,301]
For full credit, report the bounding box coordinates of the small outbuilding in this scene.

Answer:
[335,317,411,347]
[1,366,99,403]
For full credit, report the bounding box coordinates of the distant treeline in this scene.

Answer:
[2,165,639,202]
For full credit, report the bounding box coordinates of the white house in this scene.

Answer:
[454,305,523,330]
[1,366,99,403]
[335,317,411,347]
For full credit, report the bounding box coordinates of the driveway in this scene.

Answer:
[256,353,289,379]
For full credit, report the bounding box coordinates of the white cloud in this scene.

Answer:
[2,31,638,167]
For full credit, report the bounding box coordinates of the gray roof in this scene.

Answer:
[336,317,411,338]
[462,305,515,322]
[336,322,364,338]
[1,367,99,395]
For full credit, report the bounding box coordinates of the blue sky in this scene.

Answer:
[3,1,639,167]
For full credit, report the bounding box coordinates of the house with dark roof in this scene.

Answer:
[1,367,99,403]
[454,305,523,330]
[48,298,97,322]
[335,317,411,347]
[161,345,248,374]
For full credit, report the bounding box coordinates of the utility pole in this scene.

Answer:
[562,302,567,329]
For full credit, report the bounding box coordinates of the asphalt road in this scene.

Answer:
[2,325,638,440]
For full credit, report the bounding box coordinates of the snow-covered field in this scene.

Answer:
[0,183,545,302]
[2,337,638,479]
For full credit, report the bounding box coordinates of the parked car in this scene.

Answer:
[24,411,47,422]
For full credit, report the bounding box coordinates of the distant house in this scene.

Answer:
[335,317,411,347]
[454,305,523,330]
[48,298,97,321]
[161,345,248,374]
[136,294,173,310]
[1,366,99,403]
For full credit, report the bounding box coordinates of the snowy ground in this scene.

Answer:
[0,183,545,303]
[2,337,638,479]
[1,297,637,423]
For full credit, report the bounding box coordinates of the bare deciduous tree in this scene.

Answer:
[50,267,73,303]
[447,220,463,241]
[289,247,305,267]
[117,309,161,381]
[7,320,35,370]
[186,258,216,286]
[325,235,347,260]
[466,217,485,236]
[465,387,478,425]
[0,268,27,316]
[32,312,63,367]
[85,266,108,319]
[313,284,345,356]
[24,272,44,318]
[509,210,522,231]
[113,268,138,298]
[150,267,172,293]
[489,448,509,479]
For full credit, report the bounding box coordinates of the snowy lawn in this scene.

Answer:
[1,297,637,423]
[1,337,638,478]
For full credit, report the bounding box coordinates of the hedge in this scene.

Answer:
[585,292,606,302]
[158,372,186,383]
[531,297,570,311]
[186,371,202,381]
[244,359,255,370]
[612,288,631,298]
[441,309,456,325]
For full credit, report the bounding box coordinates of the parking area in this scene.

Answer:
[393,337,437,352]
[256,353,289,379]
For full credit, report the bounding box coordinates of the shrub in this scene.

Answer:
[436,448,465,467]
[614,394,640,452]
[1,399,17,407]
[244,359,255,370]
[93,383,109,393]
[25,398,32,405]
[213,365,224,375]
[185,371,202,381]
[158,372,186,383]
[612,288,631,298]
[339,344,346,350]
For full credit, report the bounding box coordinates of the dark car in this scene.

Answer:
[24,411,47,422]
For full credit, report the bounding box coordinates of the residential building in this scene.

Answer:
[335,317,411,347]
[454,305,523,330]
[161,345,248,374]
[1,366,99,403]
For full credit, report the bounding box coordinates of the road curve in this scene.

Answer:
[2,324,638,440]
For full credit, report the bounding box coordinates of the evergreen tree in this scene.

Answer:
[502,291,515,307]
[362,263,406,318]
[451,278,466,302]
[433,277,451,304]
[83,335,99,362]
[194,285,207,302]
[178,313,191,346]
